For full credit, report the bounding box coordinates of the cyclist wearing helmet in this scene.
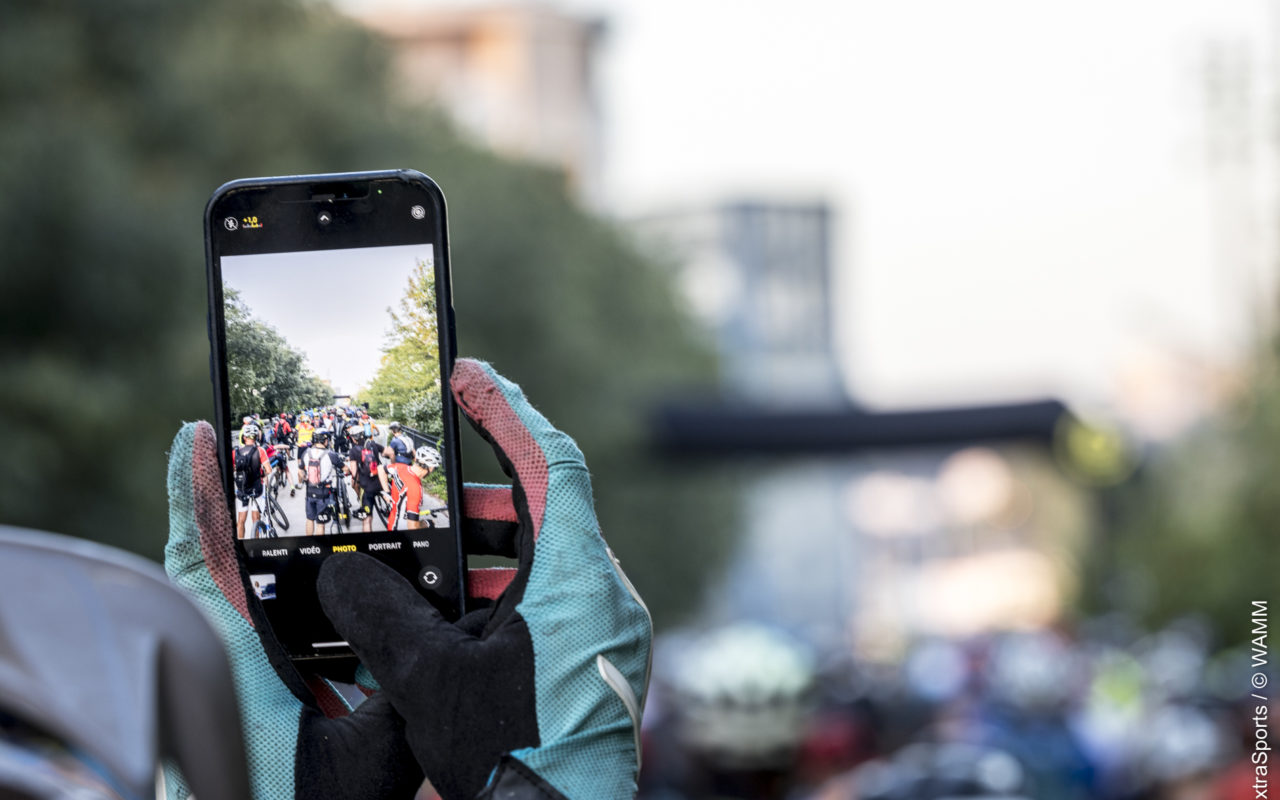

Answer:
[416,443,442,471]
[270,413,293,455]
[383,421,415,466]
[292,413,315,495]
[333,411,352,457]
[344,423,384,532]
[297,429,344,535]
[296,413,314,446]
[381,442,441,530]
[231,424,269,540]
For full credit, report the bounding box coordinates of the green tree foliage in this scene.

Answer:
[224,288,329,419]
[361,259,443,436]
[0,0,732,627]
[1084,343,1280,646]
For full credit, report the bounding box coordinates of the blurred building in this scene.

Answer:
[642,198,1084,657]
[639,202,846,404]
[353,4,606,205]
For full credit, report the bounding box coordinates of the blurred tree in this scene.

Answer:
[0,0,731,627]
[361,259,443,437]
[224,288,329,420]
[1084,344,1280,645]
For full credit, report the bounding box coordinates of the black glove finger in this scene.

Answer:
[316,552,539,800]
[296,691,424,799]
[317,553,475,695]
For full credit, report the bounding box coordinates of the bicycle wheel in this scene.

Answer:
[338,484,352,530]
[374,492,391,526]
[266,491,290,531]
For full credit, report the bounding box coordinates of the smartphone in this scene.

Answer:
[204,170,464,661]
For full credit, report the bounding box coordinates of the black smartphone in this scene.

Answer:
[204,170,465,661]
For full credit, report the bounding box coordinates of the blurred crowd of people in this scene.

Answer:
[638,618,1272,800]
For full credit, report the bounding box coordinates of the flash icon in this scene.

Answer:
[223,217,239,231]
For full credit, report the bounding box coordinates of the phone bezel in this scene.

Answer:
[203,169,466,661]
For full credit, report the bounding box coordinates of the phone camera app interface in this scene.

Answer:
[222,243,447,540]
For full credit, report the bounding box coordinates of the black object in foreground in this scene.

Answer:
[0,526,251,800]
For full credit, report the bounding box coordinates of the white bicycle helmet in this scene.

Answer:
[240,424,260,442]
[416,445,442,469]
[668,623,816,768]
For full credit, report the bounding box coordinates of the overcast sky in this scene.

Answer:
[350,0,1276,413]
[571,0,1278,409]
[223,244,434,396]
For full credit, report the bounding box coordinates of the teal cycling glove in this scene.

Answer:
[319,359,653,800]
[165,421,423,799]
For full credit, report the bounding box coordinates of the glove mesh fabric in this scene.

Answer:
[165,423,300,799]
[479,371,650,799]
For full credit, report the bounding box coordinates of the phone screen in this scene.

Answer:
[207,173,463,660]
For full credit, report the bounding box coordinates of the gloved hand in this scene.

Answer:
[318,359,652,800]
[165,420,424,799]
[165,422,526,799]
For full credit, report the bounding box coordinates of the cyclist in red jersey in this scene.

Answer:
[380,444,440,530]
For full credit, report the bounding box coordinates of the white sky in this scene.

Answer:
[560,0,1274,410]
[223,244,434,396]
[356,0,1278,411]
